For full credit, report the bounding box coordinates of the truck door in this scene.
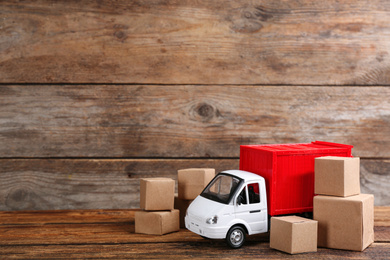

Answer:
[234,182,267,233]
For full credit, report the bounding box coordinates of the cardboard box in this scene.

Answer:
[174,195,193,228]
[178,168,215,200]
[314,194,374,251]
[315,156,360,197]
[135,209,180,235]
[270,216,318,254]
[140,178,175,210]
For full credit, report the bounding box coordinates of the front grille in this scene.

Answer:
[189,213,203,223]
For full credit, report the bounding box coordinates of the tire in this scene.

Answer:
[226,226,246,249]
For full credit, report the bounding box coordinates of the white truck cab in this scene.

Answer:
[185,170,268,248]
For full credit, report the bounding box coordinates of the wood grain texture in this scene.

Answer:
[0,209,137,225]
[374,207,390,227]
[0,158,238,210]
[361,160,390,206]
[1,207,388,225]
[0,208,389,259]
[2,0,390,84]
[1,242,389,259]
[1,0,390,214]
[0,159,388,211]
[0,85,388,158]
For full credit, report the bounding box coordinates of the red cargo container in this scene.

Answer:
[239,141,353,216]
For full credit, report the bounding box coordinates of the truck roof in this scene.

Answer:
[221,170,265,182]
[241,141,353,156]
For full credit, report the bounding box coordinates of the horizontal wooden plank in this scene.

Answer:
[373,207,390,227]
[0,85,388,158]
[0,158,238,211]
[0,210,387,246]
[0,159,388,211]
[0,208,388,259]
[375,226,390,243]
[0,222,266,246]
[1,242,389,259]
[360,159,390,206]
[1,1,390,84]
[0,209,138,225]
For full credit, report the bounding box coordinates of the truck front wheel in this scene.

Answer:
[226,226,246,249]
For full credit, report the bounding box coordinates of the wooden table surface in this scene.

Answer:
[1,207,389,259]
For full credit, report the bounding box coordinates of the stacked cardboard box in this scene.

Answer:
[135,178,179,235]
[174,195,193,228]
[314,156,374,251]
[270,216,318,254]
[175,168,215,227]
[177,168,215,200]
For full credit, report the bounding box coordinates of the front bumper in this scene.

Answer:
[185,215,228,239]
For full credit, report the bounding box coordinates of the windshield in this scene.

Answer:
[200,173,242,204]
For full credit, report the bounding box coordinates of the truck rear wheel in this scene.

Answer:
[226,226,246,249]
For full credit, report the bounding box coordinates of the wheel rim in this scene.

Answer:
[230,229,243,246]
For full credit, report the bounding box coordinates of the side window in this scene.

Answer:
[248,183,260,204]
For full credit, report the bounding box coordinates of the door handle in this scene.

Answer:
[250,210,261,213]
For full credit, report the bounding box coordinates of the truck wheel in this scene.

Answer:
[226,226,246,249]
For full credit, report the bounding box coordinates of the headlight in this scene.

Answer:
[206,215,218,224]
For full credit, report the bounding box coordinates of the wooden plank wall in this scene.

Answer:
[0,0,389,210]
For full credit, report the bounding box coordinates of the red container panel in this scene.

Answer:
[239,141,353,216]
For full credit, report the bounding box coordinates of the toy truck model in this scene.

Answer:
[185,141,353,248]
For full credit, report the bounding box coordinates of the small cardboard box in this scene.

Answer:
[315,156,360,197]
[140,178,175,211]
[174,195,193,228]
[135,209,180,235]
[178,168,215,200]
[270,216,318,254]
[314,194,374,251]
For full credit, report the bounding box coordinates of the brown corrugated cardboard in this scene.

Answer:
[174,195,193,228]
[140,178,175,210]
[315,156,360,197]
[135,209,180,235]
[178,168,215,200]
[270,216,318,254]
[314,194,374,251]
